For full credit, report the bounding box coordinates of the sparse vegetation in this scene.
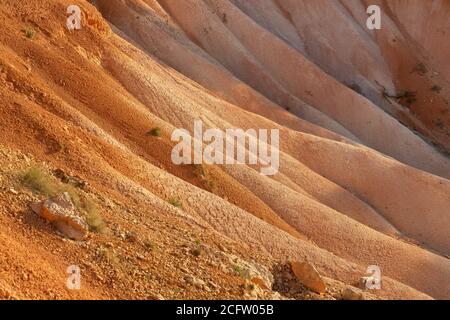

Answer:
[246,281,256,291]
[65,185,82,209]
[191,247,201,257]
[233,265,244,277]
[405,97,417,107]
[55,141,67,153]
[222,13,227,24]
[383,89,413,100]
[412,62,427,75]
[144,239,157,251]
[84,198,107,234]
[394,90,417,107]
[191,239,202,257]
[193,164,206,177]
[431,85,442,93]
[348,83,362,95]
[193,164,217,192]
[399,91,416,99]
[100,247,119,265]
[148,127,161,137]
[23,28,35,39]
[22,167,59,197]
[169,197,182,208]
[434,118,445,130]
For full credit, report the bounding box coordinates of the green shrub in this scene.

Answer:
[193,164,216,192]
[84,198,107,234]
[148,127,161,137]
[412,63,427,75]
[191,239,202,257]
[100,247,119,265]
[191,248,201,257]
[23,28,35,39]
[348,83,362,95]
[431,85,442,93]
[144,239,157,250]
[22,167,58,196]
[233,265,244,277]
[169,197,182,208]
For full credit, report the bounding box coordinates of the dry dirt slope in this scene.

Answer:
[0,0,449,300]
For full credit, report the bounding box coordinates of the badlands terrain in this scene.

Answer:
[0,0,449,300]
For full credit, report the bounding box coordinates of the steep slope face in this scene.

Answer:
[107,0,450,178]
[0,0,449,300]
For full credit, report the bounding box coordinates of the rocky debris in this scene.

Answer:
[250,276,270,290]
[125,231,139,243]
[273,263,325,299]
[0,284,19,300]
[181,242,274,294]
[290,261,327,294]
[341,287,366,300]
[136,253,146,261]
[225,254,273,290]
[31,192,88,240]
[184,274,206,288]
[148,292,165,300]
[273,266,378,301]
[53,168,87,189]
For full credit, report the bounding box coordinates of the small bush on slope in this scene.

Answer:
[22,167,58,197]
[168,197,182,208]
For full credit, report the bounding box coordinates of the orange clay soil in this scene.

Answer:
[0,0,449,300]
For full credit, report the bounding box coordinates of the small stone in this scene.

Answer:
[136,253,146,261]
[9,188,18,195]
[250,277,270,290]
[290,261,327,294]
[207,282,218,290]
[53,169,87,189]
[148,293,165,300]
[125,231,139,242]
[184,275,205,288]
[342,287,365,300]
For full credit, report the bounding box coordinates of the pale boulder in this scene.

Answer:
[31,192,88,241]
[290,261,327,294]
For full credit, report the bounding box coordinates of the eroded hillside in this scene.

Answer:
[0,0,449,300]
